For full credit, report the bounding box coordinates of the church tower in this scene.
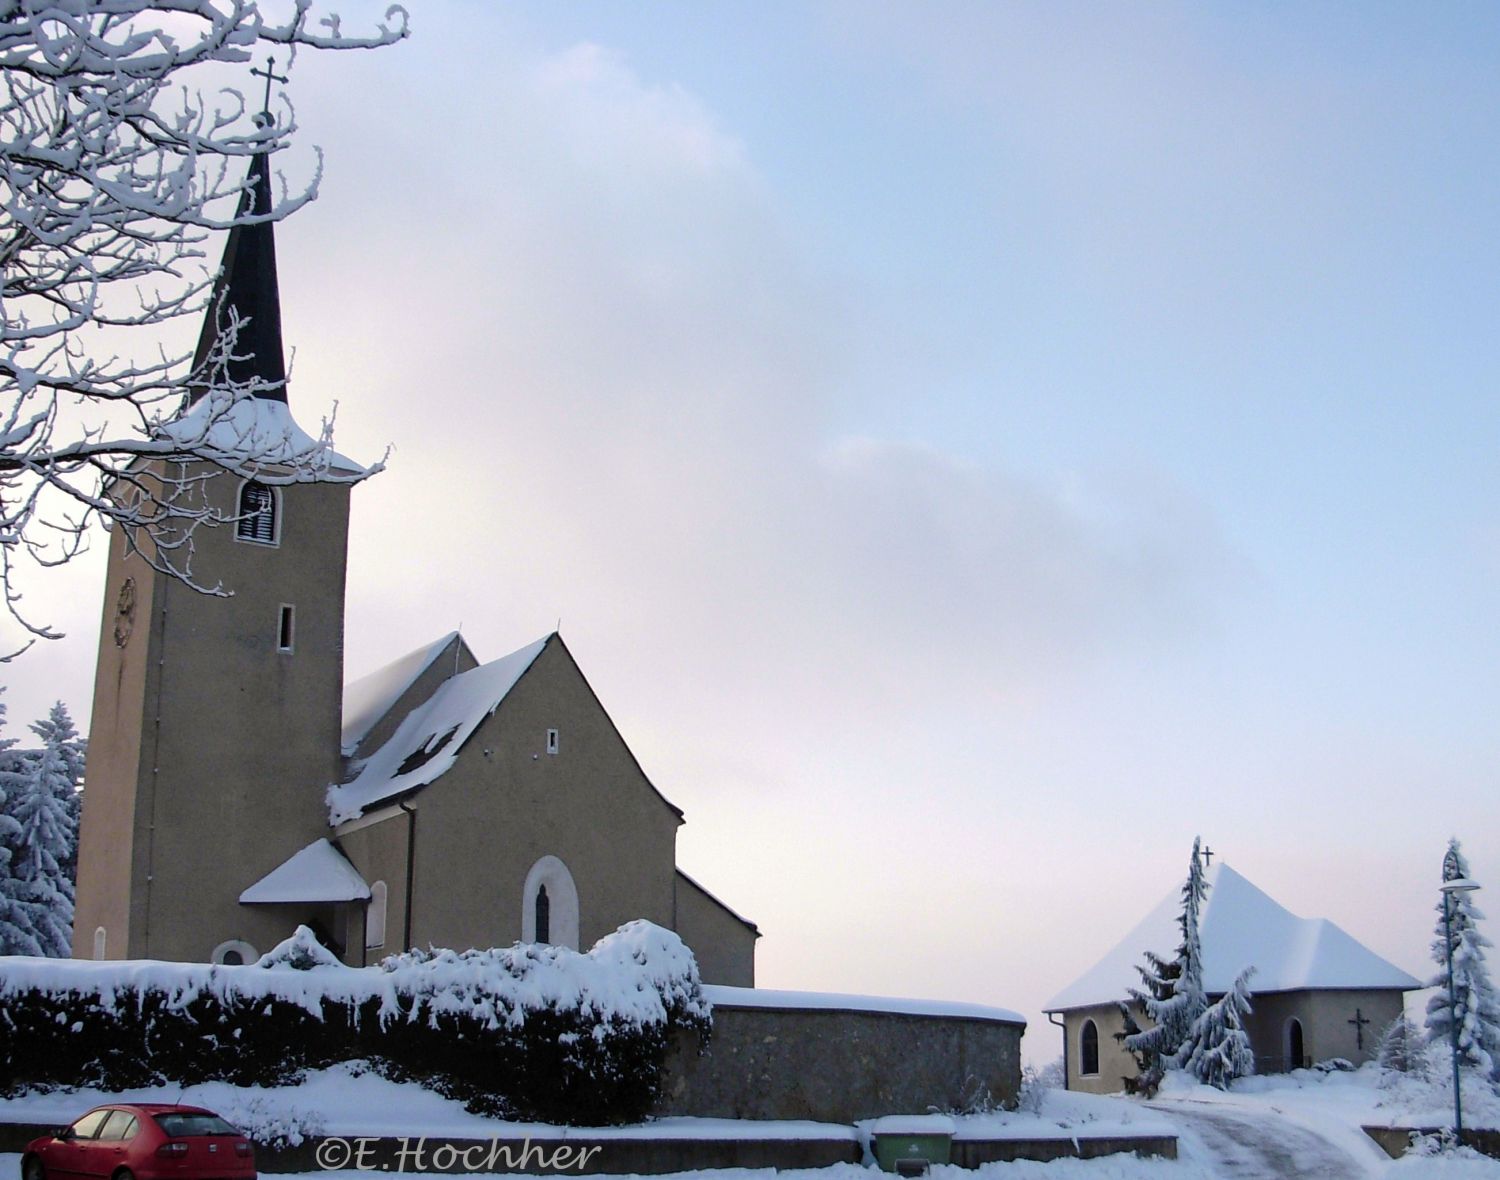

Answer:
[73,145,361,963]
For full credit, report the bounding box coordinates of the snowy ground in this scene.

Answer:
[3,1062,1499,1178]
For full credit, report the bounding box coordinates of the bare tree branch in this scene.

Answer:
[1,1,406,654]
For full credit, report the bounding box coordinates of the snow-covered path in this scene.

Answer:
[1151,1100,1381,1179]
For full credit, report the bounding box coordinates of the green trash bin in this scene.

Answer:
[871,1115,956,1174]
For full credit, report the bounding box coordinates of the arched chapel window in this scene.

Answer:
[1287,1017,1305,1070]
[1080,1018,1100,1076]
[236,480,277,544]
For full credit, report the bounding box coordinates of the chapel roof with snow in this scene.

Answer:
[1045,862,1421,1011]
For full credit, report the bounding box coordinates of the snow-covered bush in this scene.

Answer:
[1016,1060,1065,1115]
[0,920,709,1125]
[212,1095,327,1149]
[372,921,711,1123]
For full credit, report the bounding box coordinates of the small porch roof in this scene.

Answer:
[240,838,370,904]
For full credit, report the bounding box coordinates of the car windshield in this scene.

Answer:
[152,1113,238,1138]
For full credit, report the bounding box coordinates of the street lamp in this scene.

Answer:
[1440,851,1480,1142]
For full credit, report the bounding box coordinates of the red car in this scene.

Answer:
[22,1104,256,1180]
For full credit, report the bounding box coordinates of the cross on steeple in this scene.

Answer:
[250,56,288,123]
[1349,1007,1371,1050]
[1201,845,1214,867]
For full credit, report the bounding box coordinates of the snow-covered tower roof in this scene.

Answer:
[157,141,368,475]
[189,147,287,403]
[1045,862,1421,1012]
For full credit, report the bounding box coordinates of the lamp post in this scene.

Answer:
[1440,848,1480,1142]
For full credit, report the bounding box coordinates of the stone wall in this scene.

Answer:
[657,993,1024,1123]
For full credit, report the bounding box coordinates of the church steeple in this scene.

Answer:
[189,140,287,404]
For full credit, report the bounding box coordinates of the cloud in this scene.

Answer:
[261,16,1239,768]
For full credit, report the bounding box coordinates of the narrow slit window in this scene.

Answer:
[278,604,295,652]
[546,728,559,755]
[236,481,277,544]
[535,884,551,943]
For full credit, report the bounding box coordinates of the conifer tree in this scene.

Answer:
[1376,1014,1425,1076]
[26,703,85,885]
[1179,967,1256,1089]
[1425,838,1500,1077]
[2,703,82,955]
[0,696,41,955]
[1123,837,1211,1080]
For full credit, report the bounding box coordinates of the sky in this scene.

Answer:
[5,1,1500,1059]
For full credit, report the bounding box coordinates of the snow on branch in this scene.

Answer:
[1,0,406,654]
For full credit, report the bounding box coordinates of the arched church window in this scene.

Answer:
[235,480,277,544]
[93,926,107,960]
[1080,1018,1100,1076]
[211,938,258,965]
[521,856,579,950]
[366,880,388,949]
[535,884,551,944]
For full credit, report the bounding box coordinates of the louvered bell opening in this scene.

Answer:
[236,482,276,543]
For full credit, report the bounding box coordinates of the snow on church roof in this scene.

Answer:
[341,631,461,756]
[1045,862,1420,1012]
[240,839,370,904]
[327,636,550,825]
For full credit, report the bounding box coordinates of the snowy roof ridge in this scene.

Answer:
[240,838,370,904]
[342,631,463,756]
[1045,862,1421,1011]
[327,636,550,825]
[675,869,760,934]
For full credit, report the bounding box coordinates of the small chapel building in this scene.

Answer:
[72,147,758,984]
[1045,860,1420,1093]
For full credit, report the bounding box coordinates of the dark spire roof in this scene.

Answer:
[189,149,287,404]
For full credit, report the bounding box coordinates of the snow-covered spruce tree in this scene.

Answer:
[1178,966,1255,1089]
[1425,838,1500,1077]
[0,695,41,955]
[1123,837,1211,1087]
[1376,1013,1426,1077]
[23,702,83,887]
[1,701,83,955]
[1,1,406,654]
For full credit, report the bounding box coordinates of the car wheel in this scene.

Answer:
[112,1168,135,1180]
[22,1156,45,1180]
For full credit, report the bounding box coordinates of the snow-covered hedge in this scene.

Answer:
[0,921,710,1125]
